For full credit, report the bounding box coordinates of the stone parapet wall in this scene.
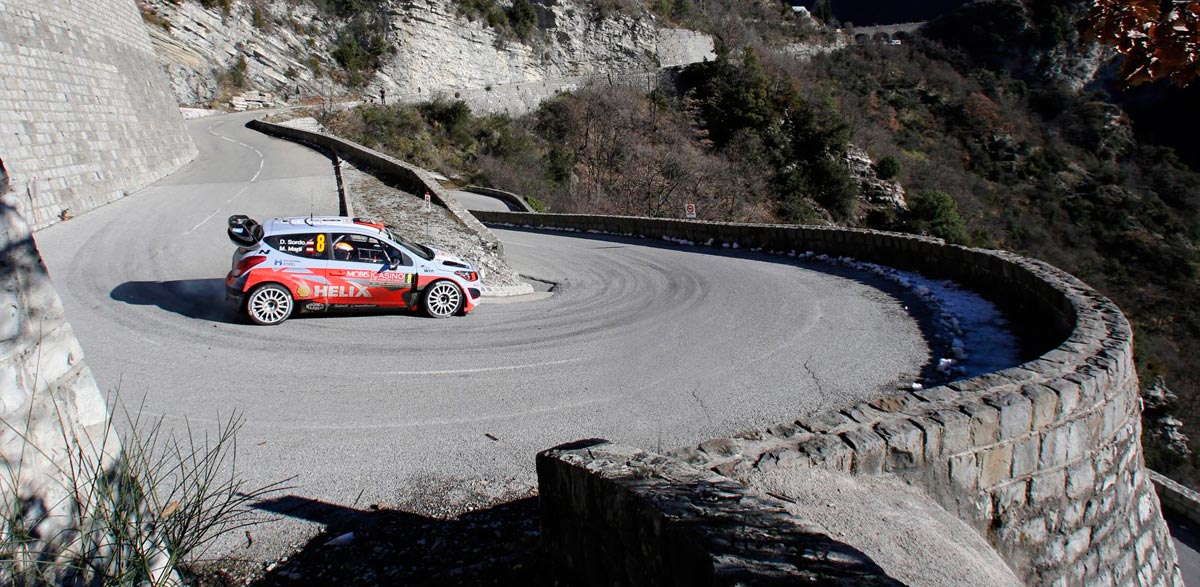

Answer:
[538,440,902,586]
[1152,470,1200,527]
[0,0,196,230]
[477,211,1182,586]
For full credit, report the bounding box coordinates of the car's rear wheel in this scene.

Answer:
[423,280,463,319]
[247,284,294,325]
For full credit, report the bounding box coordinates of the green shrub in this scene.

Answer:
[331,18,387,87]
[251,4,268,29]
[199,0,231,14]
[219,54,248,89]
[877,155,901,180]
[0,400,281,585]
[508,0,538,40]
[907,189,969,244]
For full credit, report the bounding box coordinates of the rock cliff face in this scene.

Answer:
[141,0,337,105]
[374,1,712,101]
[142,0,714,112]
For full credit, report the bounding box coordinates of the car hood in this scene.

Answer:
[431,249,473,269]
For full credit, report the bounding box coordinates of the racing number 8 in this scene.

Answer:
[316,234,326,253]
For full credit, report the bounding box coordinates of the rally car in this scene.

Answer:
[225,215,482,325]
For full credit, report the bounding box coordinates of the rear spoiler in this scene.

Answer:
[228,215,263,247]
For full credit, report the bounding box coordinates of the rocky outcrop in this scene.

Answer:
[1,153,176,587]
[844,145,906,209]
[142,0,714,113]
[142,0,335,105]
[373,1,711,101]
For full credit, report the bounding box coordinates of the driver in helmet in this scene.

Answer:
[334,240,355,261]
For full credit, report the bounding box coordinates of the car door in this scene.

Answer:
[325,233,415,308]
[263,231,333,309]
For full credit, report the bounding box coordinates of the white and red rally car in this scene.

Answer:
[225,215,482,325]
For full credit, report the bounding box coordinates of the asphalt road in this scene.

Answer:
[451,189,514,212]
[36,111,931,560]
[1169,514,1200,586]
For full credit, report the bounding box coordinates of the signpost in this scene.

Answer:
[684,203,697,218]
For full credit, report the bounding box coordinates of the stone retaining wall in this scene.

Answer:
[538,440,902,586]
[478,211,1182,586]
[0,0,196,230]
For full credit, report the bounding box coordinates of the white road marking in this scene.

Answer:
[185,124,265,236]
[149,394,612,431]
[377,356,587,376]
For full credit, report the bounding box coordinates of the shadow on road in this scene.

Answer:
[1166,513,1200,586]
[236,494,549,587]
[110,279,241,324]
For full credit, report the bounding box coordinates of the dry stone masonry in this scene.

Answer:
[0,168,140,581]
[0,0,197,230]
[538,440,904,586]
[478,212,1183,586]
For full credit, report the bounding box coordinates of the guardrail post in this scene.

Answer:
[332,151,349,216]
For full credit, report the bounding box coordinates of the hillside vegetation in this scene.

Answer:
[321,0,1200,485]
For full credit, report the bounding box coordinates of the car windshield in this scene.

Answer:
[385,227,435,261]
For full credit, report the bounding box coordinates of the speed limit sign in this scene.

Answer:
[684,203,697,218]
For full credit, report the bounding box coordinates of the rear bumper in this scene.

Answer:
[225,284,244,307]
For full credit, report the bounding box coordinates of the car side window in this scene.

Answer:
[266,233,327,259]
[331,233,408,266]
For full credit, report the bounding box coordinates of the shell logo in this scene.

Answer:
[295,282,312,298]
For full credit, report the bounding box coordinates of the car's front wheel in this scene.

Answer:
[423,280,463,319]
[246,283,294,325]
